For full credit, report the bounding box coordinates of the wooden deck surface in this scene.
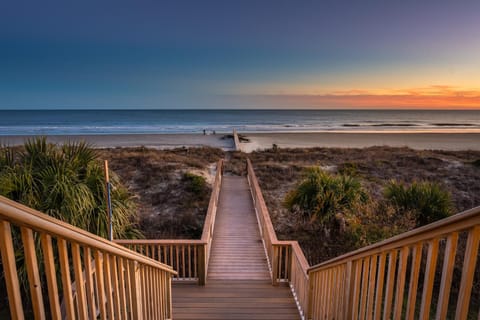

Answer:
[172,175,300,319]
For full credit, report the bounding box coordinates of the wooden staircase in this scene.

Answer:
[172,175,299,319]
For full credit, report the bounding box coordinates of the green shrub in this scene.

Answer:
[284,167,367,223]
[384,180,453,226]
[0,137,140,315]
[183,172,207,195]
[472,159,480,167]
[0,137,140,238]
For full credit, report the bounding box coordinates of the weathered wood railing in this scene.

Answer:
[307,205,480,320]
[247,158,311,318]
[0,195,176,320]
[248,158,480,320]
[116,159,223,285]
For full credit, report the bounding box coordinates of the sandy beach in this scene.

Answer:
[239,132,480,152]
[0,133,234,150]
[1,132,479,152]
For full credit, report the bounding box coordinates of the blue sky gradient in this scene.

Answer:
[1,0,480,109]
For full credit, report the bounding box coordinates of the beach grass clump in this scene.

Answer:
[384,180,453,227]
[0,137,140,238]
[284,167,368,224]
[183,172,208,195]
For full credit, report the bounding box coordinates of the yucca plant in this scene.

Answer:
[284,167,368,224]
[384,180,453,226]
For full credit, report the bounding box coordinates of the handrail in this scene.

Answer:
[246,158,310,318]
[0,195,176,320]
[116,159,224,285]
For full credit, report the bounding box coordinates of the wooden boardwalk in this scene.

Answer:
[172,176,299,319]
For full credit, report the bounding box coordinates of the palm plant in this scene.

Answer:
[284,167,368,224]
[0,137,140,238]
[384,180,453,226]
[0,137,140,315]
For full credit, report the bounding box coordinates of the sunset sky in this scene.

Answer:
[1,0,480,109]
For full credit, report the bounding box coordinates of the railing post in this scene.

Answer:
[197,244,207,285]
[272,245,279,286]
[130,261,143,320]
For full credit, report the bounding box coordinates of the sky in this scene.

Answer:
[1,0,480,109]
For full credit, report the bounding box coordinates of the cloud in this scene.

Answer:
[221,86,480,109]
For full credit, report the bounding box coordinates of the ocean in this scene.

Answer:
[0,109,479,135]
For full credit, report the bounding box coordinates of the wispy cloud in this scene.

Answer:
[222,86,480,109]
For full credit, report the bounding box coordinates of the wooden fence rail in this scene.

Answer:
[116,159,223,285]
[247,158,311,319]
[0,195,176,320]
[114,239,206,282]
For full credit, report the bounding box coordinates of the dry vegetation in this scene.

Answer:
[98,146,224,239]
[226,146,480,265]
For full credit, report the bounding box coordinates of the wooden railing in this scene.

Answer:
[0,195,176,320]
[247,158,311,318]
[116,159,224,285]
[247,158,480,319]
[307,205,480,320]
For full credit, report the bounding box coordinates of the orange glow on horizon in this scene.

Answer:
[230,86,480,109]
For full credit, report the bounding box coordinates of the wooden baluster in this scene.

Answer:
[117,257,128,319]
[141,265,148,319]
[103,253,115,319]
[405,243,422,319]
[419,239,439,320]
[129,261,143,320]
[153,270,159,320]
[393,246,409,320]
[71,243,89,319]
[110,255,122,319]
[319,271,327,318]
[188,244,192,278]
[124,257,133,319]
[83,247,97,319]
[352,260,363,320]
[94,250,107,320]
[344,260,356,320]
[182,245,186,279]
[326,268,333,317]
[366,255,378,320]
[20,227,45,319]
[373,252,386,320]
[455,226,480,320]
[0,220,25,320]
[435,233,458,319]
[383,250,398,320]
[58,238,75,320]
[359,257,371,320]
[41,234,62,320]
